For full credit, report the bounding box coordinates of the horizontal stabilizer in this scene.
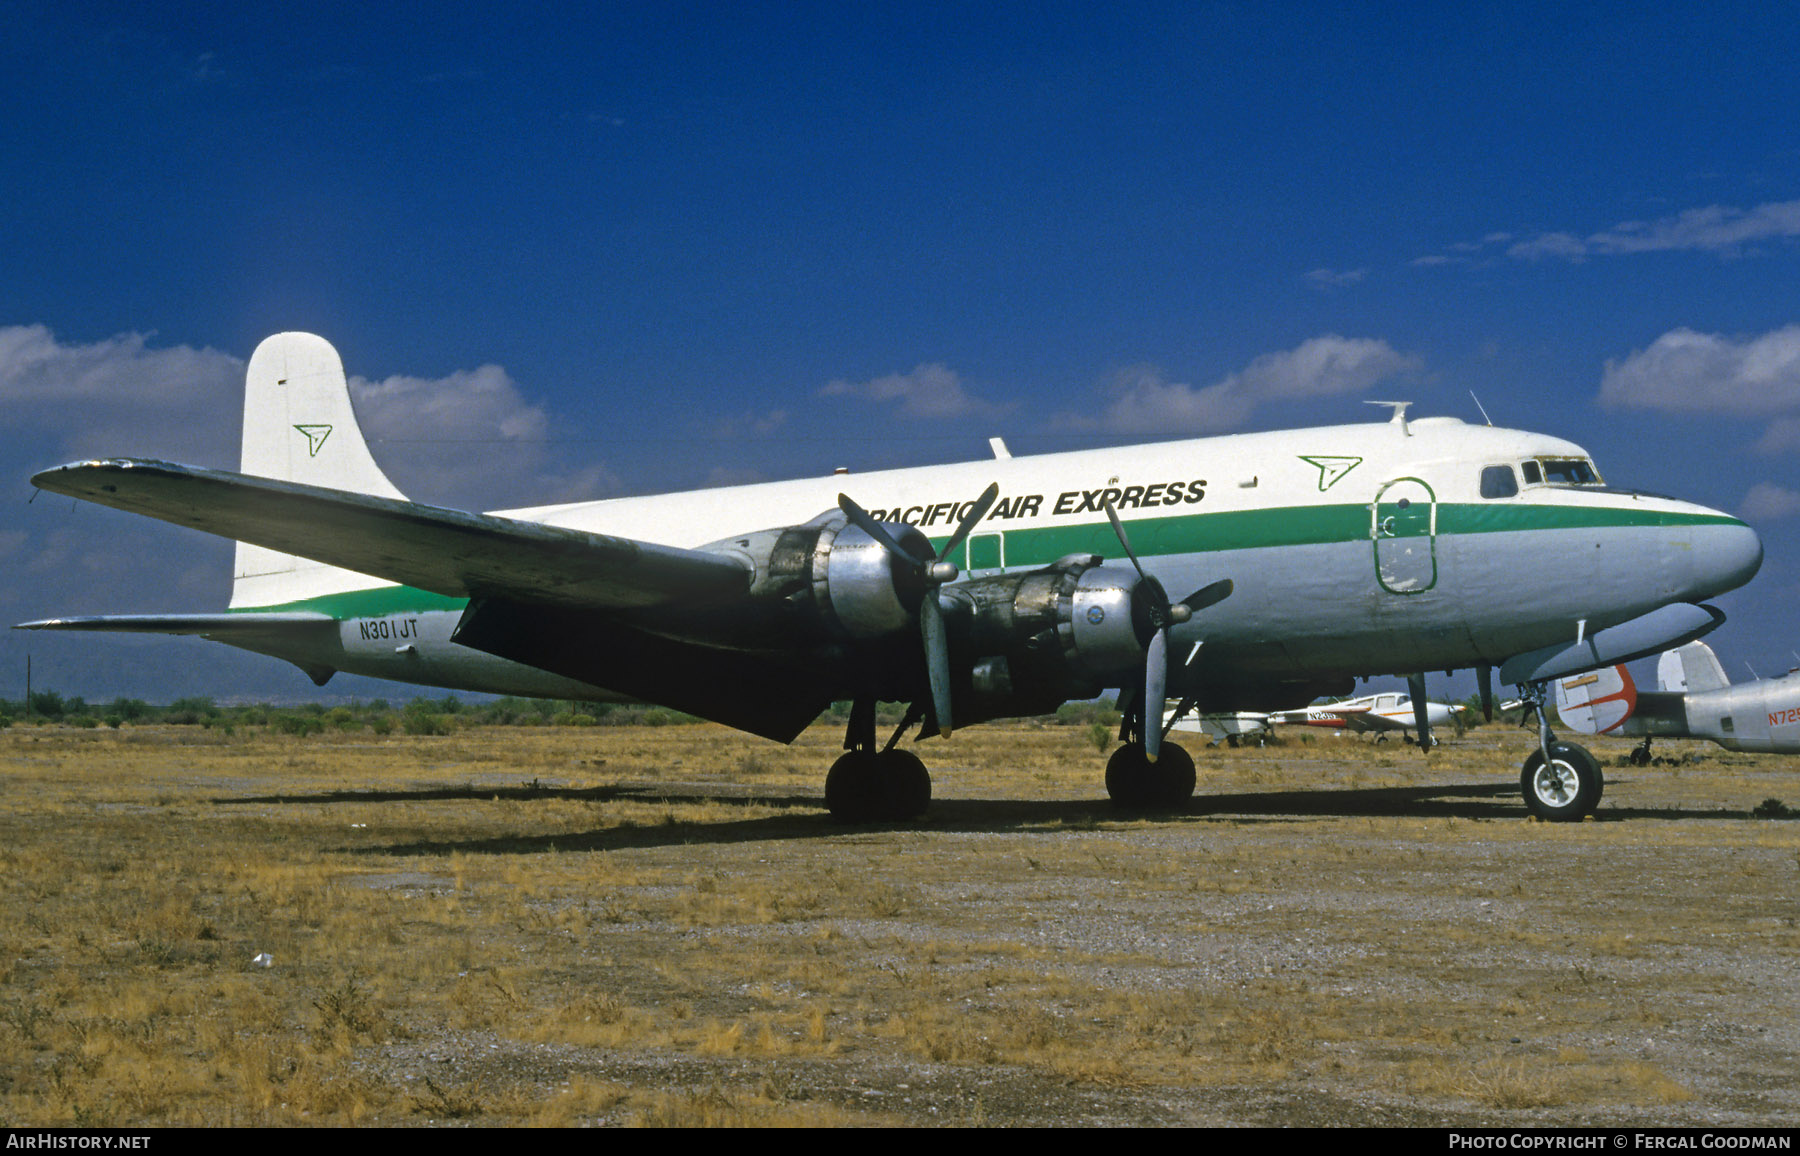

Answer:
[15,612,333,635]
[1499,603,1725,686]
[30,459,750,611]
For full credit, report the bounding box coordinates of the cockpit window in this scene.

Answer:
[1540,458,1602,485]
[1520,457,1603,487]
[1480,465,1518,498]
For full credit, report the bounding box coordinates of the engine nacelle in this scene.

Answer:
[699,511,932,643]
[946,553,1161,723]
[697,524,1175,723]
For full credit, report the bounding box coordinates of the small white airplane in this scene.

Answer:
[1163,690,1467,746]
[1555,640,1800,762]
[1268,691,1469,744]
[1162,709,1275,746]
[18,333,1764,823]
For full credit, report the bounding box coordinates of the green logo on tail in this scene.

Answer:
[294,425,333,457]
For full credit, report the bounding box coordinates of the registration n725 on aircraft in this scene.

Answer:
[19,333,1763,823]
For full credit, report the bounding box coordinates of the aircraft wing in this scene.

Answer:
[30,459,750,611]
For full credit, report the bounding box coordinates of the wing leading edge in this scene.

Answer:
[30,459,750,611]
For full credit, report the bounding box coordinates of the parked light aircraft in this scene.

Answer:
[1164,690,1467,747]
[1267,691,1469,744]
[18,333,1764,822]
[1554,640,1800,762]
[1163,709,1275,746]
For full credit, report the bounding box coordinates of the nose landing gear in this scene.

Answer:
[1516,682,1604,821]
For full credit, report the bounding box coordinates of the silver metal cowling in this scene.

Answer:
[1063,564,1150,681]
[811,520,931,640]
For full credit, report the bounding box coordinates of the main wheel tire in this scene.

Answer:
[825,750,883,823]
[878,748,931,819]
[1106,743,1195,811]
[826,749,932,823]
[1521,741,1604,821]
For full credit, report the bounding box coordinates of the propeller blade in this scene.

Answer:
[1477,662,1495,723]
[1179,578,1233,615]
[837,493,919,568]
[920,593,953,736]
[1103,501,1148,579]
[935,482,1001,565]
[839,484,997,740]
[1143,628,1167,762]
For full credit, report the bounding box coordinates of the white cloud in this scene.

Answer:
[1075,336,1421,435]
[1510,199,1800,263]
[1505,231,1590,262]
[1753,417,1800,454]
[0,324,244,463]
[1303,267,1366,289]
[350,364,605,508]
[1598,325,1800,416]
[819,363,1006,419]
[0,324,606,510]
[1740,482,1800,522]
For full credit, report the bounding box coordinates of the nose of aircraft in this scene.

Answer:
[1689,515,1763,600]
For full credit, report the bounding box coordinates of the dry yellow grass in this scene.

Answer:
[0,719,1795,1126]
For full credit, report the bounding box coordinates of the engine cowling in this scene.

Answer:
[699,512,934,643]
[699,520,1180,724]
[945,553,1168,724]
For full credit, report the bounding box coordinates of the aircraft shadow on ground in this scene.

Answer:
[212,777,1786,858]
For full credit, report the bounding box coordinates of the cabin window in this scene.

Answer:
[1720,715,1735,734]
[1480,465,1518,498]
[1521,461,1543,485]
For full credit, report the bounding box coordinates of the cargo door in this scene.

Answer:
[1371,477,1437,594]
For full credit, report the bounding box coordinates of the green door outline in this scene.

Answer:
[1371,477,1437,594]
[966,532,1004,575]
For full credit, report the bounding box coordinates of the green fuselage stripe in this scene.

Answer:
[237,500,1744,617]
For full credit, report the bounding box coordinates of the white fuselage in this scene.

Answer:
[241,415,1762,707]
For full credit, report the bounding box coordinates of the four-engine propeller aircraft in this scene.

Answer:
[1554,640,1800,762]
[17,333,1765,822]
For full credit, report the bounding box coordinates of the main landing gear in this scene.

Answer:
[824,698,932,823]
[1515,682,1604,821]
[1106,690,1197,811]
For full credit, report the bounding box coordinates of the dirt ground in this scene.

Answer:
[1,720,1795,1127]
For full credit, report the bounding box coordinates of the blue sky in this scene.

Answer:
[6,2,1800,705]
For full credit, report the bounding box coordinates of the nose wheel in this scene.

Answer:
[1516,682,1604,821]
[1521,742,1604,821]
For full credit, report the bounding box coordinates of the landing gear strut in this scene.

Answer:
[1105,689,1196,811]
[1516,682,1604,821]
[824,697,932,823]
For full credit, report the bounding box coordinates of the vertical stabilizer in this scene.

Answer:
[231,333,408,609]
[1658,641,1730,694]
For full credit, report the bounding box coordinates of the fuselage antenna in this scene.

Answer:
[1469,391,1494,426]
